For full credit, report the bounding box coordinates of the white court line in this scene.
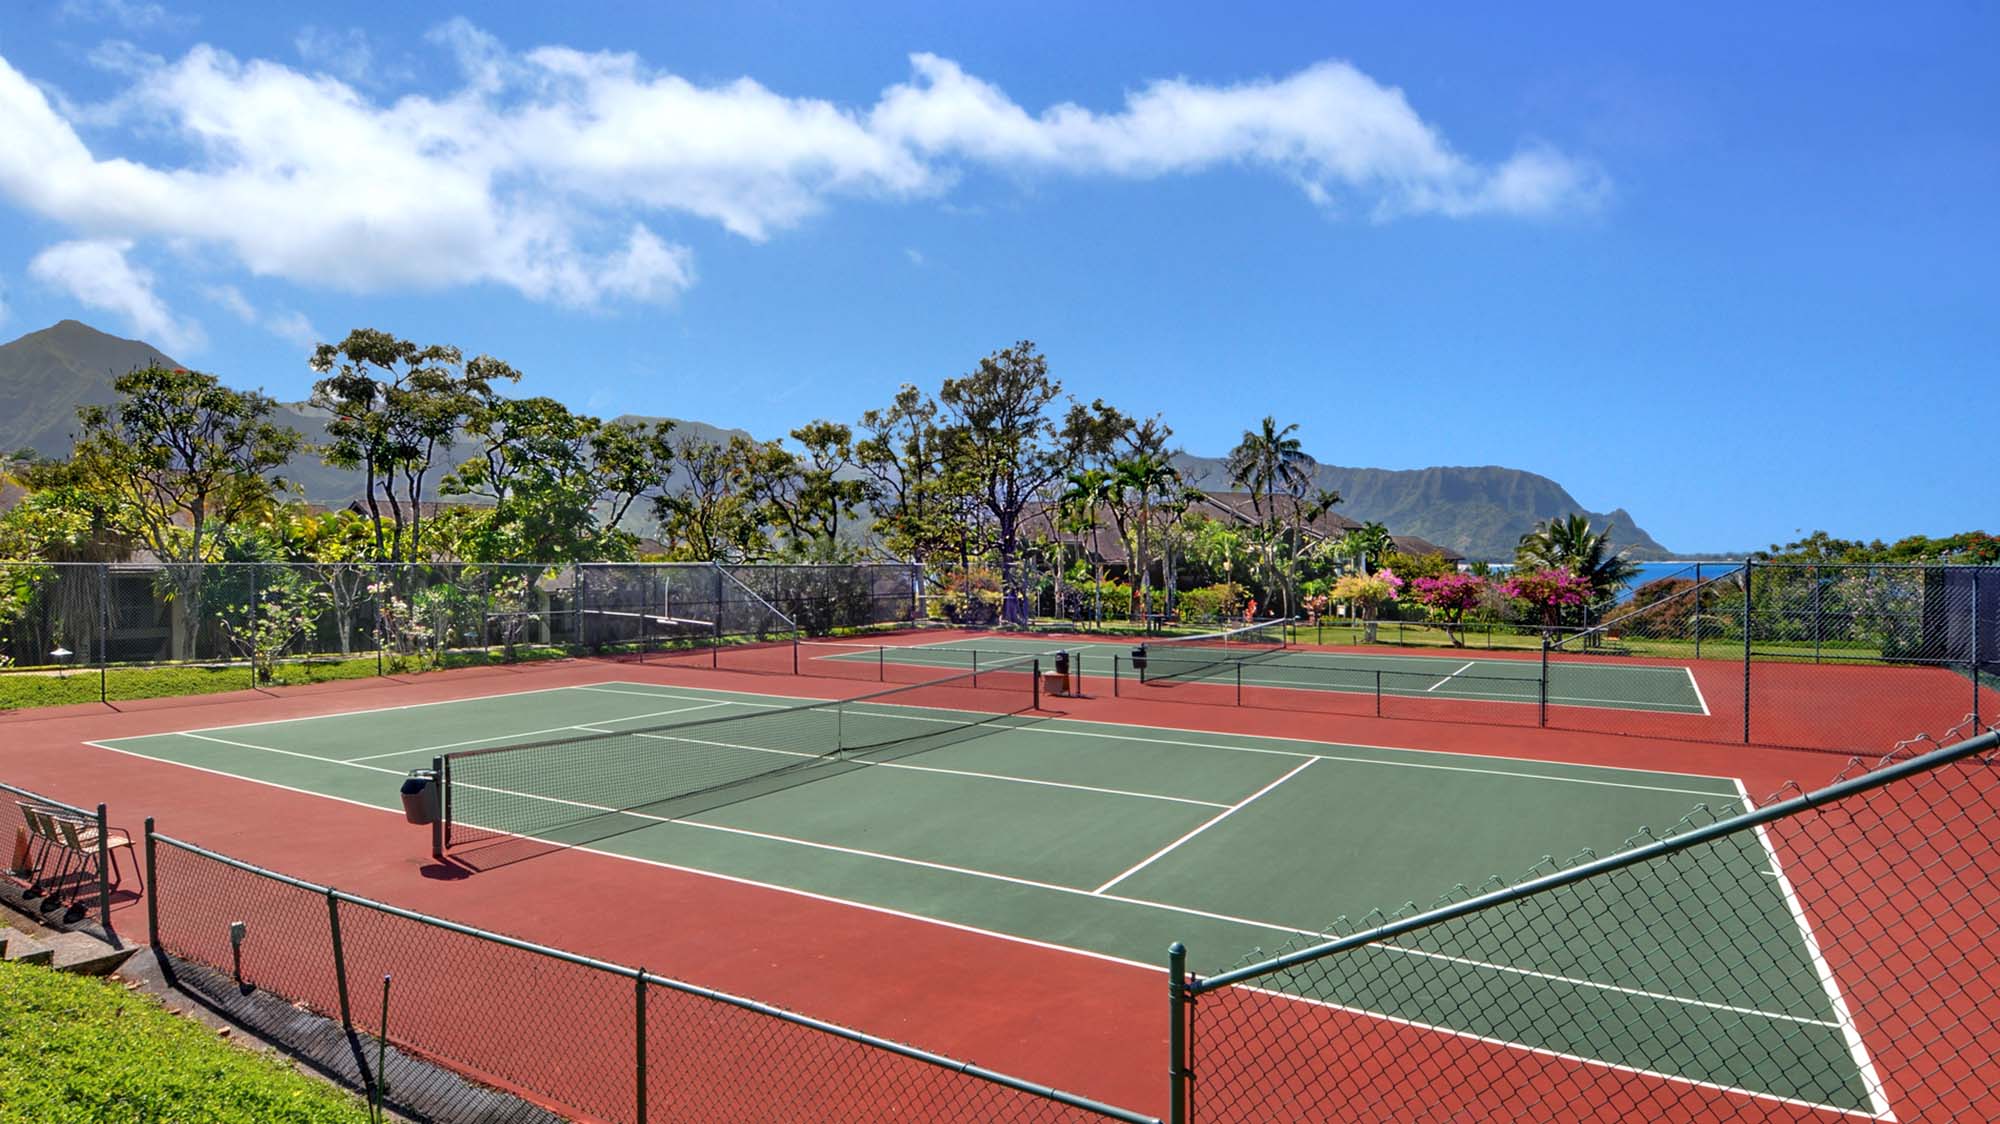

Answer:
[1687,667,1712,716]
[144,683,607,739]
[613,728,1231,809]
[82,725,1848,1113]
[441,772,1842,1033]
[1737,780,1896,1121]
[590,680,1744,789]
[345,700,732,762]
[1229,981,1892,1121]
[1093,759,1316,893]
[1425,661,1477,693]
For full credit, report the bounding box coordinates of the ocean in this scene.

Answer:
[1615,560,1740,602]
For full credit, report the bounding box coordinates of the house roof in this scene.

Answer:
[1390,534,1466,563]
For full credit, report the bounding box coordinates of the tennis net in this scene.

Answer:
[1139,619,1289,684]
[438,656,1041,851]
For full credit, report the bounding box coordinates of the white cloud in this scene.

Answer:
[202,283,319,349]
[60,0,192,33]
[30,239,204,352]
[0,30,1604,311]
[293,26,376,87]
[904,247,924,266]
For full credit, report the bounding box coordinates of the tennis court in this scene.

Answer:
[799,633,1710,715]
[89,675,1876,1114]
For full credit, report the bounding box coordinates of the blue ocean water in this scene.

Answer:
[1615,560,1740,602]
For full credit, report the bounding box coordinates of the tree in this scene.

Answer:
[739,421,868,558]
[1060,468,1117,623]
[1411,573,1488,647]
[1338,522,1395,576]
[309,330,516,561]
[1515,514,1640,612]
[1502,568,1594,628]
[937,342,1120,625]
[1225,416,1316,616]
[857,386,964,564]
[655,435,767,561]
[73,365,303,658]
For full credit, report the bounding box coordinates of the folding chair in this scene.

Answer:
[19,805,74,897]
[54,815,141,897]
[11,802,57,883]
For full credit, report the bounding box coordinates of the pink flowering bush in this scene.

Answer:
[1502,568,1593,625]
[1412,572,1487,647]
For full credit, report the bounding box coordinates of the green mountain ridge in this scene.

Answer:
[1,320,1676,559]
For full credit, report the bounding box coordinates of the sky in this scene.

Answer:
[0,1,1993,553]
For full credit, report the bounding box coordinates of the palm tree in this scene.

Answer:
[1515,514,1640,613]
[1110,453,1184,617]
[1059,468,1115,625]
[1341,521,1395,575]
[1225,417,1314,616]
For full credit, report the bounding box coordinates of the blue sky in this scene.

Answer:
[0,1,1993,552]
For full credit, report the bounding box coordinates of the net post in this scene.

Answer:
[431,755,447,861]
[1374,669,1382,717]
[1235,660,1242,706]
[1114,654,1121,697]
[143,817,159,952]
[94,803,112,934]
[1034,658,1042,710]
[327,890,354,1030]
[712,617,720,669]
[879,644,886,682]
[1168,942,1190,1124]
[634,969,649,1124]
[793,635,800,676]
[1538,636,1550,727]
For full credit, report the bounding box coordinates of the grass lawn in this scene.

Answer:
[0,957,372,1124]
[0,645,574,711]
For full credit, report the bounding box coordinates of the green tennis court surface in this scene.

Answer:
[801,636,1710,715]
[91,679,1869,1113]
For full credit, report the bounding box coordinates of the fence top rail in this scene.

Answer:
[149,827,1156,1124]
[1188,727,1999,996]
[0,779,94,818]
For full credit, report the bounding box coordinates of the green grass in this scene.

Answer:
[0,645,576,711]
[0,958,372,1124]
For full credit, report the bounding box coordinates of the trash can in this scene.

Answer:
[400,769,439,826]
[1053,650,1070,677]
[1045,650,1072,697]
[1130,645,1148,677]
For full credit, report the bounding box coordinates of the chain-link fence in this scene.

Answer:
[2,779,130,935]
[1548,562,1998,753]
[0,560,925,705]
[1168,723,2000,1123]
[145,826,1156,1124]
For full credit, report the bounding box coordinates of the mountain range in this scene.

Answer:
[0,320,1675,560]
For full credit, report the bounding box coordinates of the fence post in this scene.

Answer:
[97,560,109,700]
[94,803,113,934]
[1694,562,1703,660]
[143,817,159,951]
[634,970,649,1124]
[327,891,354,1030]
[1168,942,1190,1124]
[1742,560,1754,744]
[1973,569,1983,730]
[247,564,259,690]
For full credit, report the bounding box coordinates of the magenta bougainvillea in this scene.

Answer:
[1412,572,1487,646]
[1502,568,1593,624]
